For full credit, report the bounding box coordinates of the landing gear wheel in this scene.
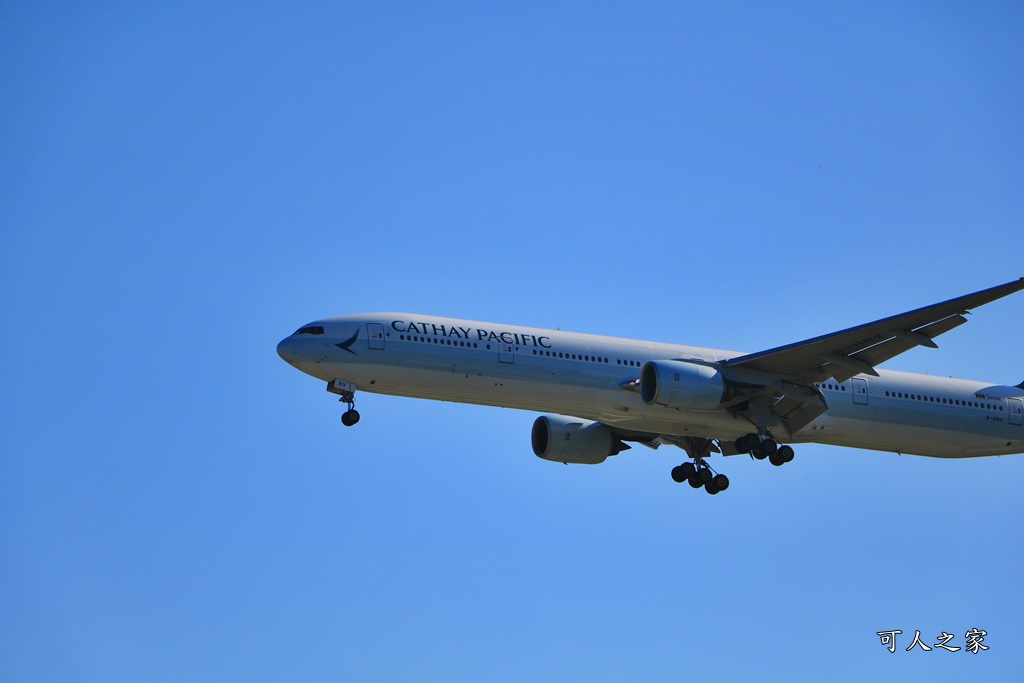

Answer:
[705,480,721,495]
[698,467,713,484]
[713,473,730,491]
[751,443,767,460]
[672,462,698,483]
[687,474,704,489]
[769,452,785,466]
[734,435,752,454]
[341,409,360,426]
[779,445,794,463]
[762,439,778,456]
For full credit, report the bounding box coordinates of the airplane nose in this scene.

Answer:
[277,337,296,364]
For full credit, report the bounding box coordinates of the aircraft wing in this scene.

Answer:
[722,278,1024,385]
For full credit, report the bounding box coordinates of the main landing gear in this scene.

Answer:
[668,437,730,495]
[733,432,795,467]
[327,379,360,427]
[669,432,796,494]
[671,461,730,495]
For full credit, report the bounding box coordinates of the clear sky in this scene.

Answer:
[2,2,1023,681]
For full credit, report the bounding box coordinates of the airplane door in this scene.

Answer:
[852,378,868,405]
[499,343,514,364]
[1009,398,1023,427]
[367,323,385,350]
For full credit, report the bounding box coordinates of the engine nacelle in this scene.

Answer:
[531,415,628,465]
[640,360,726,411]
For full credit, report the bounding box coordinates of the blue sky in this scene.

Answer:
[2,2,1023,681]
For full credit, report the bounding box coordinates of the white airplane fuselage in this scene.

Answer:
[277,313,1024,459]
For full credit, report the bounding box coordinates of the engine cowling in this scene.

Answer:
[531,415,628,465]
[640,360,726,411]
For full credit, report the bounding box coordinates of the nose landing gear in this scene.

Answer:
[327,379,360,427]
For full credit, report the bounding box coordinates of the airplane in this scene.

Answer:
[277,278,1024,494]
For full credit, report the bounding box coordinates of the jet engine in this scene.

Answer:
[639,360,726,411]
[531,415,629,465]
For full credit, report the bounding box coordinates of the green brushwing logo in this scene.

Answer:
[335,330,359,354]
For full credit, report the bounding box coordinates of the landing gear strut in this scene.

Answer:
[327,379,360,427]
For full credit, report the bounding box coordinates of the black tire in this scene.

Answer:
[698,467,713,483]
[705,480,721,495]
[688,474,704,489]
[769,452,784,466]
[762,439,778,456]
[341,410,360,426]
[671,466,687,483]
[734,435,751,453]
[751,443,767,460]
[713,473,730,491]
[779,445,794,462]
[680,462,696,478]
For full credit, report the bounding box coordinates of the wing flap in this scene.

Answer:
[771,392,828,437]
[841,314,967,374]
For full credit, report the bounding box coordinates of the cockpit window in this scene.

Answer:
[294,326,325,336]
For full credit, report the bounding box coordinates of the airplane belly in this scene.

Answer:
[319,360,750,438]
[326,361,604,414]
[822,414,1019,457]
